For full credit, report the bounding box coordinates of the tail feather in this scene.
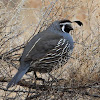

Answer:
[7,65,29,89]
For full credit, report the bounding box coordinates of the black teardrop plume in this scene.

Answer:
[74,21,83,26]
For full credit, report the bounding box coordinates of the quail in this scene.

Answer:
[7,19,83,88]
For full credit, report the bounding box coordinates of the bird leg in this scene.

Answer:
[34,72,45,83]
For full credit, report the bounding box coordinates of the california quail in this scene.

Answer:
[7,19,83,88]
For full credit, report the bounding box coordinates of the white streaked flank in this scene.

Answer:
[62,41,69,55]
[56,48,62,52]
[41,60,58,64]
[39,53,61,61]
[62,39,66,45]
[57,39,63,45]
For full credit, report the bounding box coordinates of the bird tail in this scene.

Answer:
[7,64,29,89]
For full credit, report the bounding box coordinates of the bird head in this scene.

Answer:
[59,20,83,33]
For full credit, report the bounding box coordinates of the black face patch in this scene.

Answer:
[60,25,63,28]
[64,25,73,33]
[60,24,73,33]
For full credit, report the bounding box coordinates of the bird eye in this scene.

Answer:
[60,25,63,27]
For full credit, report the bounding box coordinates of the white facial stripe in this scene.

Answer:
[60,22,71,25]
[61,25,66,33]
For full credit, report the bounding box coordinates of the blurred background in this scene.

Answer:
[0,0,100,99]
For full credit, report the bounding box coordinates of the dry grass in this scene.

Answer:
[0,0,100,99]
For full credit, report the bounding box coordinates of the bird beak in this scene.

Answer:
[69,26,73,30]
[73,21,83,26]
